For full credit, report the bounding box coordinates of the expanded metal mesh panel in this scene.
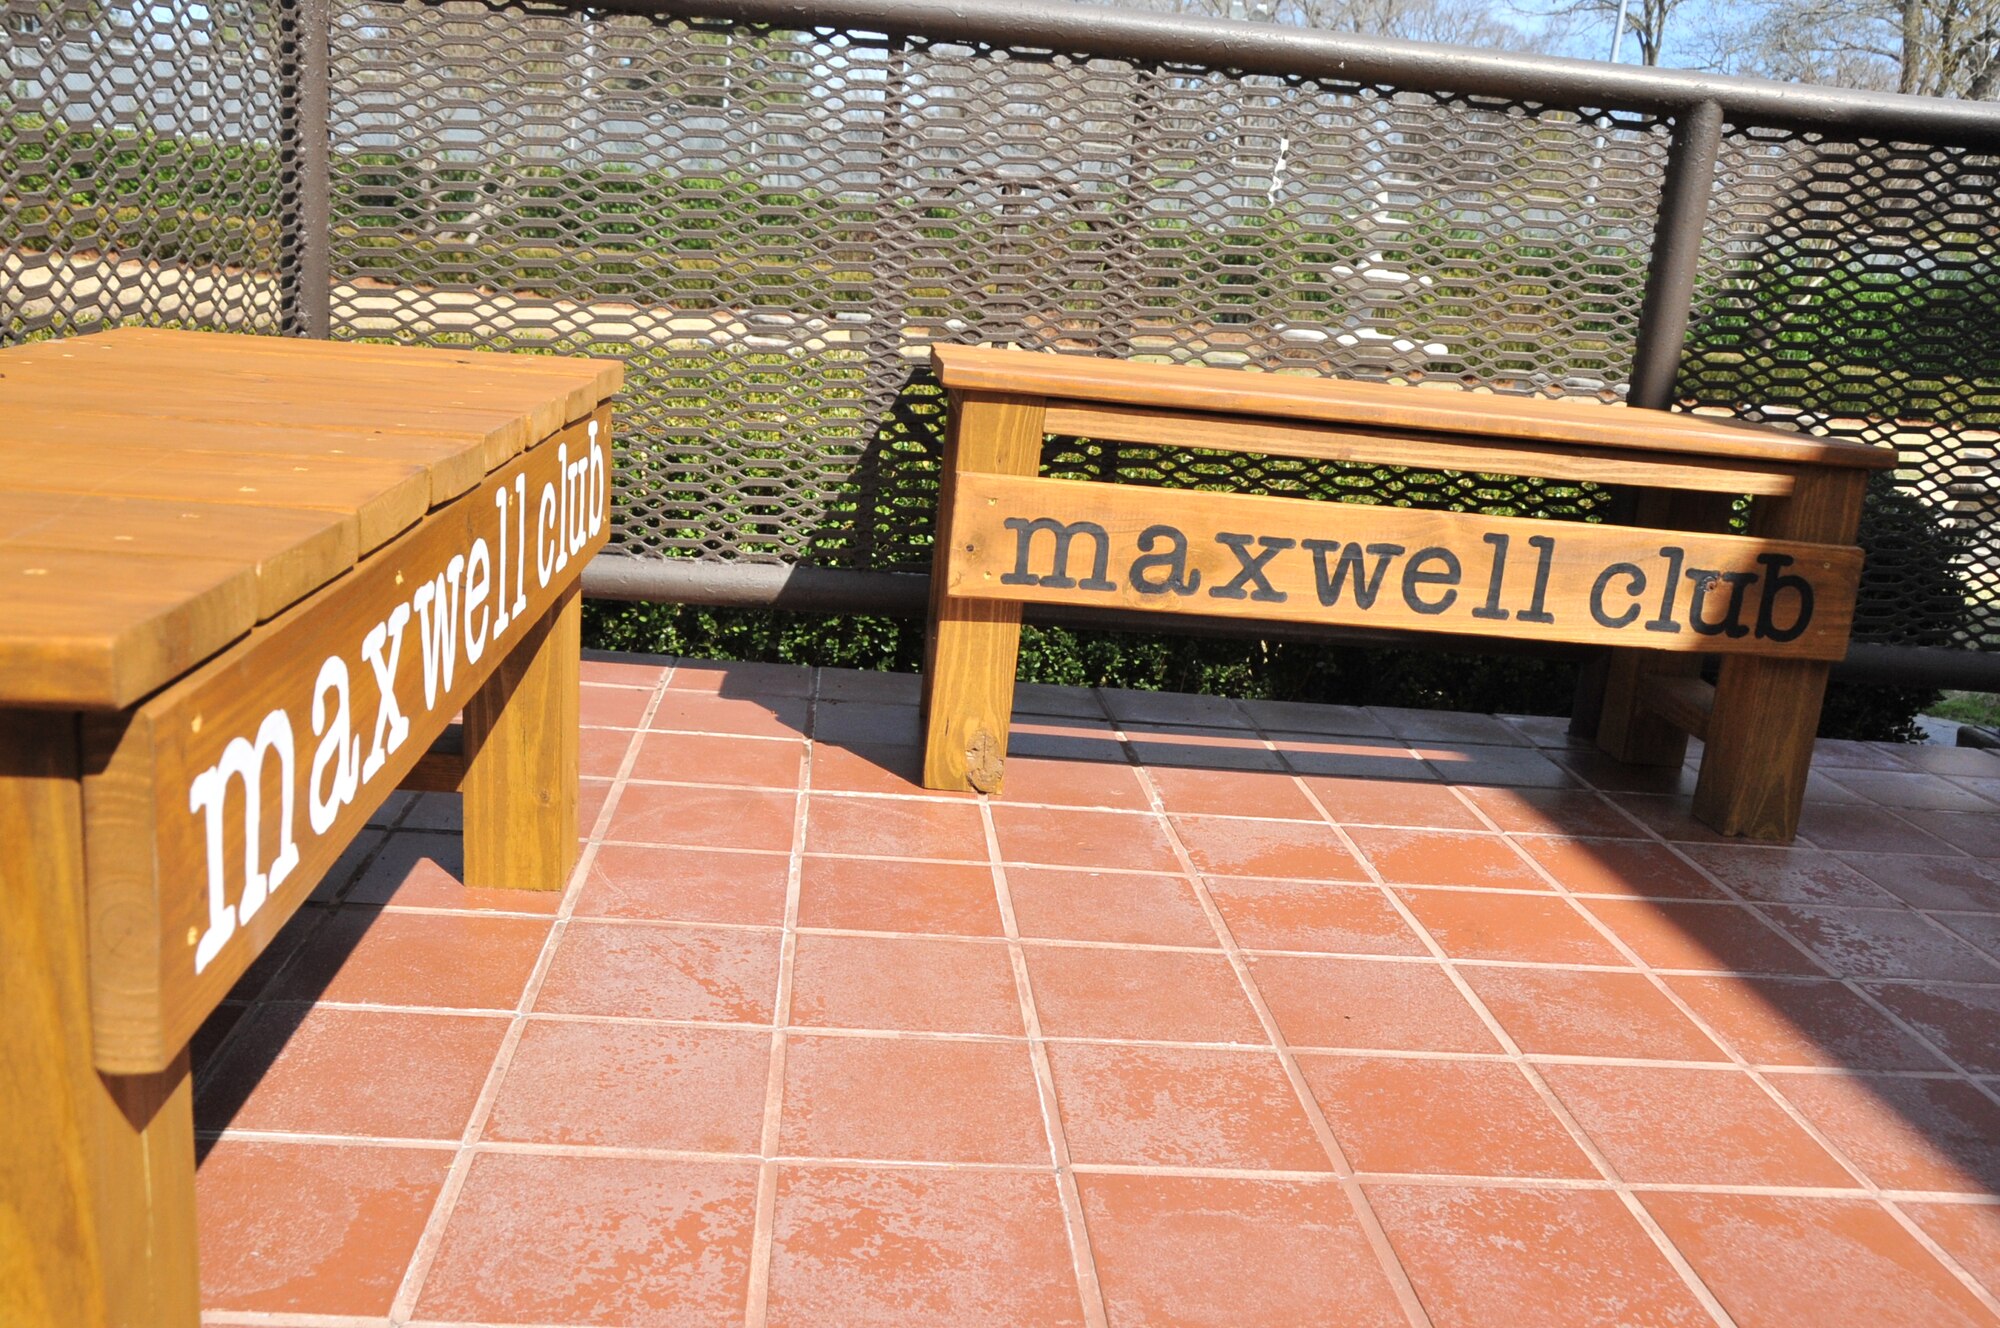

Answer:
[323,2,1664,573]
[1682,129,2000,647]
[0,0,287,343]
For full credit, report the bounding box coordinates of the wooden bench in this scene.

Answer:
[919,345,1896,841]
[0,328,619,1325]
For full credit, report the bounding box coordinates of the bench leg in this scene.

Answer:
[1,711,199,1327]
[461,585,582,889]
[921,391,1046,793]
[1690,470,1868,842]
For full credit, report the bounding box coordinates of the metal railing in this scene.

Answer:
[6,0,2000,684]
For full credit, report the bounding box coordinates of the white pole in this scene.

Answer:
[1609,0,1633,63]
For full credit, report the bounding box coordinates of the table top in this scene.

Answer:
[932,344,1899,471]
[0,329,621,710]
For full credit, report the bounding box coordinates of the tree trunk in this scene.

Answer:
[1900,0,1924,93]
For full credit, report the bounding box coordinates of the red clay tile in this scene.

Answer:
[309,824,387,901]
[1462,967,1726,1062]
[1608,792,1739,843]
[579,681,654,728]
[1538,1064,1853,1186]
[1770,1070,2000,1194]
[1681,844,1906,906]
[1205,877,1427,955]
[1149,765,1321,819]
[1016,680,1108,717]
[1858,982,2000,1074]
[1298,1055,1596,1178]
[536,920,779,1023]
[226,903,330,1002]
[1248,954,1498,1053]
[579,777,611,835]
[416,1152,759,1324]
[267,908,549,1010]
[1903,809,2000,857]
[1371,707,1525,746]
[1664,975,1948,1071]
[1006,866,1216,947]
[1762,905,2000,981]
[1799,803,1955,854]
[485,1019,769,1153]
[817,667,920,703]
[808,739,968,798]
[991,804,1182,872]
[767,1165,1085,1328]
[342,830,567,910]
[1460,785,1642,838]
[1241,698,1392,736]
[795,855,1001,937]
[1101,687,1250,728]
[627,729,804,788]
[1046,1041,1329,1169]
[812,699,922,746]
[1172,814,1368,881]
[778,1033,1047,1163]
[1023,944,1263,1043]
[807,794,987,861]
[190,1000,247,1069]
[1078,1174,1407,1327]
[790,934,1023,1035]
[649,688,810,737]
[579,723,639,778]
[1366,1183,1712,1327]
[1842,852,2000,911]
[1418,742,1577,788]
[1126,726,1283,771]
[1399,888,1630,966]
[1580,899,1824,975]
[1513,836,1727,900]
[1303,775,1486,830]
[1641,1192,1994,1328]
[1499,713,1592,748]
[1273,732,1432,780]
[665,659,812,694]
[197,1005,505,1140]
[1937,911,2000,963]
[604,781,799,851]
[992,754,1151,809]
[573,843,790,925]
[581,651,671,687]
[197,1140,450,1316]
[1557,752,1700,797]
[1812,738,1919,771]
[1836,768,1999,811]
[1907,746,2000,776]
[1008,717,1128,763]
[1347,826,1547,889]
[1903,1202,2000,1297]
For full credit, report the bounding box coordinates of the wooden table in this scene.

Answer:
[920,346,1896,841]
[0,329,620,1325]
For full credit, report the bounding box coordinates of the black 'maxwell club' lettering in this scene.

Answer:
[1000,517,1115,591]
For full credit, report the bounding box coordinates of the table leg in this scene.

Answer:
[922,391,1046,793]
[461,584,582,889]
[1692,470,1869,841]
[1,710,199,1327]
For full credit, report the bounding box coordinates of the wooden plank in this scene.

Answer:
[397,723,465,794]
[933,345,1897,471]
[0,548,257,709]
[461,585,582,889]
[921,392,1046,792]
[0,443,430,553]
[94,327,624,403]
[944,473,1863,662]
[1694,468,1870,841]
[5,404,494,505]
[0,710,199,1328]
[1639,675,1716,742]
[80,407,611,1073]
[0,493,359,621]
[1043,401,1801,497]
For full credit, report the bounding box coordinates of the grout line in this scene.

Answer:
[741,667,817,1328]
[978,798,1112,1328]
[1115,702,1439,1328]
[1234,708,1742,1328]
[384,662,677,1325]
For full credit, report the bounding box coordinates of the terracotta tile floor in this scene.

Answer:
[194,656,2000,1327]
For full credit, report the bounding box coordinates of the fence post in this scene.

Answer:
[279,0,333,339]
[1571,98,1724,741]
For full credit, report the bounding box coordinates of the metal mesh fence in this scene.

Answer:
[4,0,1998,653]
[0,0,288,340]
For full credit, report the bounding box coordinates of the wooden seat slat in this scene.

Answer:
[7,404,493,505]
[0,443,429,553]
[1042,401,1801,497]
[0,493,358,621]
[0,546,257,707]
[934,344,1897,471]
